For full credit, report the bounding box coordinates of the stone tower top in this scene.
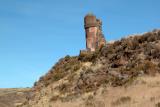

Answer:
[84,14,98,29]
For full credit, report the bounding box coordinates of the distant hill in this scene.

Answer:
[18,29,160,107]
[0,88,30,107]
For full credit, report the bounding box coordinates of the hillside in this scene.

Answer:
[0,88,30,107]
[21,29,160,107]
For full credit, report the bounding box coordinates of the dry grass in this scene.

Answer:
[22,75,160,107]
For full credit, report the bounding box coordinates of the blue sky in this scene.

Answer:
[0,0,160,88]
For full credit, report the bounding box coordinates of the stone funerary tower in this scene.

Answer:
[84,14,106,52]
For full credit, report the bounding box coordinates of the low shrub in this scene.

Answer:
[112,96,131,105]
[79,51,98,62]
[50,95,59,102]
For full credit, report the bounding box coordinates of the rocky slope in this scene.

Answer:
[22,29,160,107]
[0,88,30,107]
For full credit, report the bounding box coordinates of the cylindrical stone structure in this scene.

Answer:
[84,14,98,51]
